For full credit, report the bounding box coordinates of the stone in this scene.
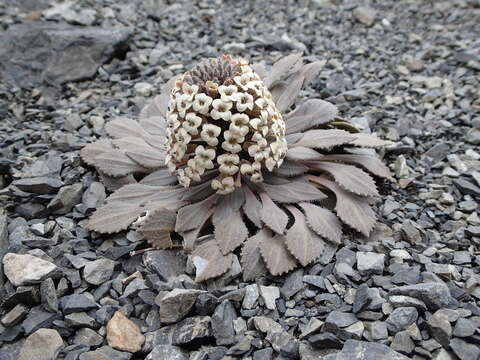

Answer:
[389,295,427,311]
[145,345,188,360]
[280,269,304,299]
[426,312,452,348]
[40,278,59,312]
[17,328,64,360]
[79,346,132,360]
[3,253,58,286]
[259,285,280,310]
[60,294,98,314]
[194,293,218,316]
[453,179,480,197]
[143,250,187,281]
[65,312,97,329]
[253,348,274,360]
[12,177,63,194]
[308,332,343,349]
[47,183,83,214]
[83,258,116,285]
[134,82,154,96]
[0,212,8,286]
[336,340,409,359]
[353,6,376,26]
[106,311,145,353]
[389,282,452,310]
[159,289,203,324]
[391,331,415,354]
[211,300,236,346]
[171,316,212,348]
[453,317,476,337]
[22,309,60,335]
[0,22,132,88]
[366,321,388,340]
[325,311,358,330]
[242,284,259,309]
[357,252,385,275]
[73,328,103,347]
[386,307,418,333]
[466,128,480,145]
[449,338,480,360]
[82,182,106,210]
[1,304,29,327]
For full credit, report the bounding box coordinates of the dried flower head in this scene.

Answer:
[82,54,393,282]
[165,55,287,195]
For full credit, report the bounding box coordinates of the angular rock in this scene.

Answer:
[106,311,145,353]
[83,258,116,285]
[143,250,187,281]
[386,307,418,333]
[353,6,376,26]
[17,328,64,360]
[171,316,212,348]
[336,340,409,359]
[159,289,203,324]
[389,282,452,310]
[145,345,188,360]
[73,328,103,347]
[308,332,343,349]
[426,312,452,348]
[47,183,83,214]
[449,338,480,360]
[356,252,385,275]
[211,300,236,346]
[259,285,279,311]
[1,304,29,327]
[60,294,98,314]
[79,346,132,360]
[453,318,476,337]
[12,177,63,194]
[0,22,132,87]
[3,253,58,286]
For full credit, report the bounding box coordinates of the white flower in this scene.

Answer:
[255,98,268,110]
[193,93,213,114]
[211,176,235,195]
[177,93,192,117]
[229,124,249,137]
[240,163,253,175]
[218,153,239,176]
[251,172,263,183]
[200,124,221,147]
[248,144,260,157]
[246,80,263,95]
[218,85,238,102]
[195,145,215,169]
[176,128,192,145]
[177,169,191,187]
[222,130,244,153]
[234,73,251,90]
[167,113,181,129]
[265,157,276,171]
[205,81,219,94]
[183,113,202,135]
[210,99,233,121]
[249,117,262,130]
[172,142,187,160]
[182,83,199,100]
[233,92,254,112]
[230,114,250,137]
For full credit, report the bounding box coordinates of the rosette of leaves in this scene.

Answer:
[81,54,392,282]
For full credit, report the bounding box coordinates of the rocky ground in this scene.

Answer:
[0,0,479,359]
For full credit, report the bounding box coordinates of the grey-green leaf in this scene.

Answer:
[285,206,325,266]
[299,202,342,244]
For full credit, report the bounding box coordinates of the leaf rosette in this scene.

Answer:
[81,53,393,281]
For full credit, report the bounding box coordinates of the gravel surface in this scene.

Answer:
[0,0,479,359]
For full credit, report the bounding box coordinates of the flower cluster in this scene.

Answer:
[165,56,287,194]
